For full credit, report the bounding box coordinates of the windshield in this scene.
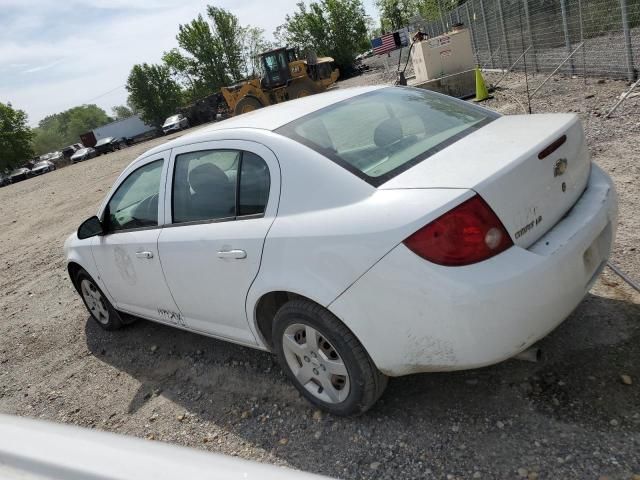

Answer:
[95,138,112,146]
[164,115,180,124]
[276,87,498,186]
[34,161,49,168]
[75,148,88,155]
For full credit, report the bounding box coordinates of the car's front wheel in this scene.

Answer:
[273,299,388,416]
[76,269,123,331]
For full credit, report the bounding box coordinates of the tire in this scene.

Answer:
[273,299,388,416]
[287,79,319,100]
[75,269,123,331]
[234,96,263,116]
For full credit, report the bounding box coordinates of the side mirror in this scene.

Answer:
[77,216,105,240]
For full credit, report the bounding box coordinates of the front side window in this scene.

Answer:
[276,87,498,186]
[106,160,163,232]
[172,149,270,224]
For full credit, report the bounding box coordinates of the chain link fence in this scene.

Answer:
[416,0,640,82]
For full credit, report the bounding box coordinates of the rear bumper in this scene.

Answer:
[329,164,618,376]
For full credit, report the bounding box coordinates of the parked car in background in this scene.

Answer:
[48,151,64,163]
[30,160,56,176]
[9,167,31,183]
[94,137,122,155]
[71,147,97,164]
[162,113,189,135]
[0,174,11,187]
[62,144,82,160]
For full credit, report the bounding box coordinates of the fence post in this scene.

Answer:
[466,1,480,65]
[479,0,494,68]
[578,0,587,82]
[620,0,636,82]
[522,0,538,72]
[560,0,575,75]
[437,0,447,33]
[497,0,512,66]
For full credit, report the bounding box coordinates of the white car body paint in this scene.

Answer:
[0,414,332,480]
[65,86,618,376]
[331,165,616,375]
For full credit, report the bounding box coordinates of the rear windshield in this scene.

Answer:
[276,87,498,186]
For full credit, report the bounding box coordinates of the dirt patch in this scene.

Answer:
[1,72,639,479]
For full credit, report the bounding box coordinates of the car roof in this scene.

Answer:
[142,86,385,158]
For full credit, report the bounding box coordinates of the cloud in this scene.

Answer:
[0,0,379,125]
[22,59,65,74]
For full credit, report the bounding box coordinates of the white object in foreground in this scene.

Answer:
[0,414,331,480]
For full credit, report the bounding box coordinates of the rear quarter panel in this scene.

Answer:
[245,132,473,344]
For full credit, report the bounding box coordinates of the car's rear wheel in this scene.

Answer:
[273,299,387,416]
[76,269,123,331]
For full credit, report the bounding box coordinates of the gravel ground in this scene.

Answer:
[1,70,639,479]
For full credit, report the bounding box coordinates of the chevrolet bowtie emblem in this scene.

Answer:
[554,158,568,177]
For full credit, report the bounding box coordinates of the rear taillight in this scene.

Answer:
[403,194,513,267]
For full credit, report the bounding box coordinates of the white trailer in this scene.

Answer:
[92,115,154,141]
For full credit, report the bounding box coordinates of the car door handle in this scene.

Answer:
[217,249,247,259]
[135,251,154,259]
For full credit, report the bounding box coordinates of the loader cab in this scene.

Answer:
[260,47,296,89]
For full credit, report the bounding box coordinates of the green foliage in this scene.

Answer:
[241,26,272,77]
[31,104,110,155]
[176,13,230,93]
[170,6,268,98]
[376,0,418,31]
[112,105,134,120]
[0,102,33,171]
[416,0,441,22]
[207,6,244,82]
[278,0,369,72]
[126,63,183,128]
[375,0,444,31]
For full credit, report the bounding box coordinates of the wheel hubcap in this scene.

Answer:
[80,279,109,325]
[282,323,350,404]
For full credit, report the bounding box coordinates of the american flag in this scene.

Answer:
[371,33,398,56]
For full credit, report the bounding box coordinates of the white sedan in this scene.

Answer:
[162,113,189,134]
[65,86,617,415]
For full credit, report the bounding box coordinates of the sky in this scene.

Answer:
[0,0,379,126]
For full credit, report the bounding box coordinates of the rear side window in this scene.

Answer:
[172,150,270,224]
[276,87,498,186]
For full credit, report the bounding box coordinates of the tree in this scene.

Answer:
[207,6,244,81]
[162,48,199,94]
[175,14,228,95]
[32,104,111,155]
[112,105,134,120]
[278,0,369,73]
[416,0,441,22]
[240,26,271,77]
[0,102,33,171]
[376,0,418,31]
[126,63,182,128]
[170,6,268,97]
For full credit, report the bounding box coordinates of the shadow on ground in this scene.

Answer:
[84,292,640,478]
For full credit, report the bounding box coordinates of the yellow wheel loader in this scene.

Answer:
[221,47,339,116]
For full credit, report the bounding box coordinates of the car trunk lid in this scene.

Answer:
[380,114,591,248]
